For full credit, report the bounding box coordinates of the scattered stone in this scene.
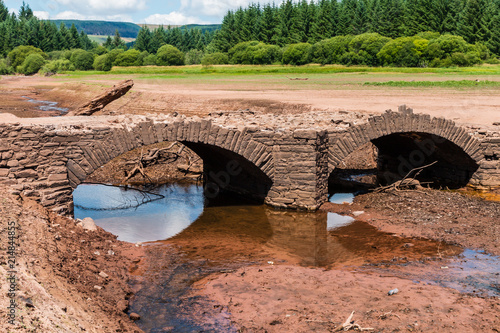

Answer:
[352,211,364,216]
[81,217,97,231]
[129,312,141,321]
[99,271,109,279]
[388,288,399,296]
[94,285,103,290]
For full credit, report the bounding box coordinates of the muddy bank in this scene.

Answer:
[188,189,500,333]
[324,189,500,256]
[0,186,143,332]
[198,264,499,333]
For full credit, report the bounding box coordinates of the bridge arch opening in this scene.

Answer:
[372,132,479,188]
[77,139,273,208]
[329,131,479,194]
[181,141,273,205]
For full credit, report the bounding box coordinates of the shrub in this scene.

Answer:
[69,49,94,70]
[185,49,204,65]
[156,44,184,66]
[93,54,113,71]
[106,49,125,64]
[47,50,66,60]
[229,41,281,65]
[377,36,428,67]
[201,52,229,66]
[40,59,75,74]
[312,36,353,64]
[485,57,500,64]
[7,46,47,69]
[143,54,157,66]
[114,49,142,66]
[0,58,13,74]
[20,53,45,75]
[348,33,391,66]
[282,43,312,65]
[426,34,468,60]
[91,45,108,56]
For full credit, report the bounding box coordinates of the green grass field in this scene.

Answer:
[61,64,500,92]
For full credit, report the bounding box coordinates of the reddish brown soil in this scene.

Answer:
[0,186,144,332]
[198,265,499,332]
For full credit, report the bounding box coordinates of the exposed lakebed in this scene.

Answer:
[73,183,500,332]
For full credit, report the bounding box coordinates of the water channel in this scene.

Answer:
[73,183,500,332]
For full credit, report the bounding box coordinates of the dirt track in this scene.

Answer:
[2,74,500,127]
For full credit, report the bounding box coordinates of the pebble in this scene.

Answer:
[130,312,141,321]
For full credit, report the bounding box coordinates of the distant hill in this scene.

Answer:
[51,20,221,39]
[50,20,141,38]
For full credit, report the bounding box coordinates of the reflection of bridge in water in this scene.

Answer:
[0,106,499,214]
[167,205,462,268]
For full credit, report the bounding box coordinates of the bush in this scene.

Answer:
[47,51,66,60]
[69,49,94,70]
[377,36,428,67]
[143,54,157,66]
[40,59,75,74]
[348,33,391,66]
[485,57,500,64]
[282,43,312,65]
[156,44,184,66]
[7,46,47,69]
[20,53,45,75]
[426,34,469,60]
[0,58,13,74]
[229,41,281,65]
[91,46,108,56]
[114,49,142,66]
[93,54,113,71]
[185,49,204,65]
[106,49,125,63]
[201,52,229,66]
[312,36,353,64]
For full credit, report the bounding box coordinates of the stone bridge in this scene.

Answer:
[0,107,499,214]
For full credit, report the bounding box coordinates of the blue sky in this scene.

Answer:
[4,0,269,25]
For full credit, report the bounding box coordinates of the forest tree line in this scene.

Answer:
[209,0,500,55]
[1,0,500,75]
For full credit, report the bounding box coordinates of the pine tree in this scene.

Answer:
[456,0,489,43]
[311,0,334,42]
[135,26,152,52]
[0,0,8,22]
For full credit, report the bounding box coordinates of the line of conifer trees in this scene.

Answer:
[207,0,500,55]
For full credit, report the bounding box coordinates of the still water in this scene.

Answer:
[73,183,500,332]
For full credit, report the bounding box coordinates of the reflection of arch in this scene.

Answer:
[66,120,274,202]
[329,112,481,187]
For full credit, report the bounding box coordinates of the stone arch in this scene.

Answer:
[328,111,482,187]
[66,119,275,202]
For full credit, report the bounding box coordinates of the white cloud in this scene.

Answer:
[143,12,205,25]
[53,0,146,14]
[180,0,275,18]
[53,10,87,20]
[33,11,50,20]
[52,11,132,22]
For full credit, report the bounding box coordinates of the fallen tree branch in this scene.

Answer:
[373,161,438,193]
[69,79,134,116]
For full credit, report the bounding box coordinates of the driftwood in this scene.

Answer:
[334,311,374,332]
[69,79,134,116]
[373,161,437,193]
[286,76,309,80]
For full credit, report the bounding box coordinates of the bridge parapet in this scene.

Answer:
[0,111,498,214]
